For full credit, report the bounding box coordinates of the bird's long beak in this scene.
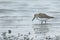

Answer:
[32,16,35,21]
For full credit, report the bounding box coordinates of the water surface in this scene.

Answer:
[0,0,60,37]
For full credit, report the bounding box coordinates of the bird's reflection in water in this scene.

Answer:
[32,24,51,40]
[32,24,50,34]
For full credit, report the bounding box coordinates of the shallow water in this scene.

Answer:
[0,0,60,37]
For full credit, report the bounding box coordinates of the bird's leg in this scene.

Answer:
[41,20,43,24]
[45,20,46,24]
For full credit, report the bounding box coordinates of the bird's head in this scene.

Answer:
[32,14,38,21]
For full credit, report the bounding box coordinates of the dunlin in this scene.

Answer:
[32,13,54,24]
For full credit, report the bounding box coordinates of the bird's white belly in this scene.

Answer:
[37,18,48,21]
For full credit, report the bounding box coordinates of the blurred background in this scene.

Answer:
[0,0,60,37]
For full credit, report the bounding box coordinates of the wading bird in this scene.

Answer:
[32,13,54,24]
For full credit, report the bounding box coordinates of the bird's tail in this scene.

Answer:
[47,15,54,18]
[50,17,54,18]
